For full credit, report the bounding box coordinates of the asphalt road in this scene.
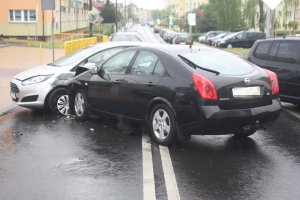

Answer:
[1,26,300,200]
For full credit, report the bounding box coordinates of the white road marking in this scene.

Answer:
[159,145,181,200]
[142,134,156,200]
[285,109,300,120]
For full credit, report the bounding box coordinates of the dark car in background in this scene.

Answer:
[218,31,266,48]
[68,45,281,145]
[172,32,190,44]
[248,37,300,106]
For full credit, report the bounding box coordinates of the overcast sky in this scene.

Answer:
[117,0,165,10]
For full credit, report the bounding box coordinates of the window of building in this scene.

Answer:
[8,10,36,22]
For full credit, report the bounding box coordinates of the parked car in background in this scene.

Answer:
[198,36,206,43]
[10,42,153,116]
[172,32,190,44]
[248,37,300,106]
[160,28,172,38]
[110,32,145,42]
[153,26,161,33]
[204,31,225,44]
[68,45,281,145]
[207,32,227,46]
[218,31,266,48]
[211,32,231,46]
[163,30,176,43]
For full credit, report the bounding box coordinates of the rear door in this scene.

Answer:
[121,50,165,120]
[274,41,300,99]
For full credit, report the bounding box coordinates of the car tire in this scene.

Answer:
[227,44,233,48]
[48,88,69,116]
[74,90,88,121]
[149,104,177,146]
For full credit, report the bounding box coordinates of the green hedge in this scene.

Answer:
[84,23,114,36]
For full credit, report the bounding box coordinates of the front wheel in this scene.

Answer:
[74,91,88,120]
[227,44,233,48]
[48,88,69,116]
[149,104,177,146]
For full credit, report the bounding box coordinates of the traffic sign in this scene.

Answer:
[187,13,196,26]
[88,11,98,24]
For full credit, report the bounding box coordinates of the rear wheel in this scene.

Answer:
[149,104,177,146]
[227,44,233,48]
[74,91,88,120]
[48,88,69,116]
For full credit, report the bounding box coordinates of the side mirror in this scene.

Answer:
[82,62,96,70]
[97,67,106,78]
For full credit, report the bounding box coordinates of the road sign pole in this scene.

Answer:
[51,9,54,62]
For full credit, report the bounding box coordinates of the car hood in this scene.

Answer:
[14,64,67,81]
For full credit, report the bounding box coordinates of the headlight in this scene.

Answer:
[220,40,226,44]
[22,75,53,86]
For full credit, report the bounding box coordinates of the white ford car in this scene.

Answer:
[10,42,154,115]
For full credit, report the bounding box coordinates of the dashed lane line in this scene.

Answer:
[142,134,156,200]
[159,145,181,200]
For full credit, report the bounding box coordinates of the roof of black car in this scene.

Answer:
[259,36,300,42]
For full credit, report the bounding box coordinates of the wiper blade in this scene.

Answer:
[178,54,220,75]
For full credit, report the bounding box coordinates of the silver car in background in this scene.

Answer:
[10,42,153,115]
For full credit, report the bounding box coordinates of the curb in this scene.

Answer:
[0,104,17,117]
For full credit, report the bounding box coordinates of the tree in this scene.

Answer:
[101,0,123,24]
[206,0,244,31]
[243,0,265,31]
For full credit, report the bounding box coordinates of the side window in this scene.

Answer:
[253,42,272,59]
[268,41,280,61]
[130,51,158,75]
[153,61,166,76]
[102,50,136,75]
[130,35,141,41]
[276,41,300,64]
[236,33,243,39]
[87,47,125,66]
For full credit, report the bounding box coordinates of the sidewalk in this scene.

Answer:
[0,46,64,114]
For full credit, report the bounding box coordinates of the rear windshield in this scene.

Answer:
[179,52,254,75]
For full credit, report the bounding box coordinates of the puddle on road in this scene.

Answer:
[57,158,112,176]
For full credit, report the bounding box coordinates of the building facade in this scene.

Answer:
[0,0,91,38]
[165,0,208,18]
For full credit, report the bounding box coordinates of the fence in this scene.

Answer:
[64,37,98,55]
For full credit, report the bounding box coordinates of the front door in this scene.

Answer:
[88,50,137,115]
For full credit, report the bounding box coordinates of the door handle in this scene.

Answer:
[147,82,154,87]
[114,80,120,84]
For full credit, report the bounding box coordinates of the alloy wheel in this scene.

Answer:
[74,93,85,117]
[57,95,69,116]
[152,109,171,140]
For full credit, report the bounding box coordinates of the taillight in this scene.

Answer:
[192,73,217,100]
[263,69,279,94]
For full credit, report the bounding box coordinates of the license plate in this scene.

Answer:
[232,86,261,97]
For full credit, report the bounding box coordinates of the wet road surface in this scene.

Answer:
[0,109,143,200]
[1,26,300,200]
[0,105,300,200]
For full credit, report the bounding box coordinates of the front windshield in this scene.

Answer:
[179,52,254,76]
[49,46,98,67]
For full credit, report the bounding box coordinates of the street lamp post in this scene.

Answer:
[89,0,93,35]
[115,0,118,32]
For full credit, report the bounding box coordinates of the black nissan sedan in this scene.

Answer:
[68,45,281,145]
